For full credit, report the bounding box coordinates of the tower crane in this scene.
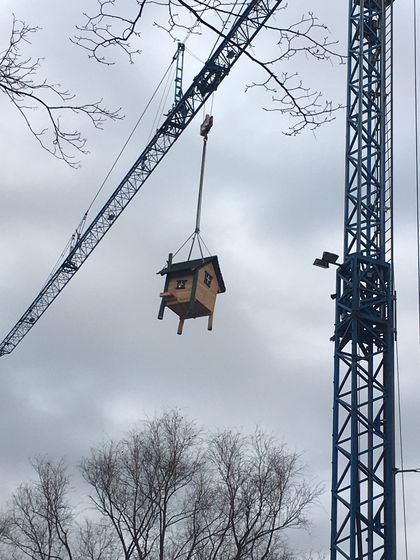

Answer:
[1,0,401,558]
[0,0,283,356]
[314,0,396,557]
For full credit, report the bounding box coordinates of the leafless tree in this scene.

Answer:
[81,410,322,560]
[0,412,323,560]
[0,457,74,559]
[81,410,202,560]
[0,457,117,560]
[72,0,344,134]
[198,429,322,560]
[0,15,121,167]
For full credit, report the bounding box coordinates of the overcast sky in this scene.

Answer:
[0,0,419,557]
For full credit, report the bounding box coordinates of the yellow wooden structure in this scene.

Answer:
[158,255,226,334]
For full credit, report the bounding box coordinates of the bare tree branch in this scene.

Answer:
[72,0,344,134]
[0,413,323,560]
[76,519,119,560]
[0,457,75,560]
[0,15,122,168]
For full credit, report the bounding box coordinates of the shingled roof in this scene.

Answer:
[158,256,226,293]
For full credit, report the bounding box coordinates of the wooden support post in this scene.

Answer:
[177,319,185,335]
[158,252,172,320]
[158,300,166,320]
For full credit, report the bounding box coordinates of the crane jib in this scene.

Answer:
[0,0,284,356]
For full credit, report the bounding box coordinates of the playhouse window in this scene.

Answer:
[176,280,187,289]
[204,272,213,288]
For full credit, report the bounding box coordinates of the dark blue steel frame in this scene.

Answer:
[0,0,284,356]
[174,42,185,104]
[331,1,395,558]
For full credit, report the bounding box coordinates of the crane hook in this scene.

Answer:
[200,114,213,140]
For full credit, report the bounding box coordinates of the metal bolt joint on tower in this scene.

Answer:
[331,1,395,559]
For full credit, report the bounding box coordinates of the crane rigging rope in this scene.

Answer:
[170,114,214,263]
[396,336,409,560]
[43,47,181,285]
[189,114,213,260]
[86,50,180,217]
[208,0,242,59]
[147,62,177,143]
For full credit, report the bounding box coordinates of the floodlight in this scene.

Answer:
[313,258,329,269]
[322,251,339,264]
[313,251,342,270]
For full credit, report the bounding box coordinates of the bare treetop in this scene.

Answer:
[73,0,344,134]
[0,411,323,560]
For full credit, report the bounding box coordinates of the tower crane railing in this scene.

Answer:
[0,0,284,357]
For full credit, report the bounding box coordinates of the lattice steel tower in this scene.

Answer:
[330,0,395,558]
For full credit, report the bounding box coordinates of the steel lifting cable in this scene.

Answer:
[185,46,205,64]
[208,0,242,59]
[147,65,176,142]
[396,336,409,560]
[43,51,179,283]
[171,115,214,261]
[188,115,213,260]
[181,18,202,46]
[87,52,177,216]
[194,120,211,234]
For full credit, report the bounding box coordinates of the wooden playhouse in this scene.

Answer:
[158,254,226,334]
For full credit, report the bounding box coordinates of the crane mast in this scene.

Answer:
[1,0,400,555]
[0,0,284,357]
[331,1,395,558]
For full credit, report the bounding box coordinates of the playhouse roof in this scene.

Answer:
[158,256,226,293]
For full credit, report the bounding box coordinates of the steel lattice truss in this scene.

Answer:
[331,1,395,559]
[0,0,283,356]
